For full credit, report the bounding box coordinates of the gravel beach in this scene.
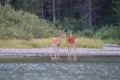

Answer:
[0,44,120,57]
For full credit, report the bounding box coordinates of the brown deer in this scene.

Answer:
[50,30,66,61]
[66,30,78,61]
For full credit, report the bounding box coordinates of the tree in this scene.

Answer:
[0,0,12,5]
[41,0,44,18]
[112,0,120,25]
[82,0,92,29]
[92,0,113,26]
[53,0,56,24]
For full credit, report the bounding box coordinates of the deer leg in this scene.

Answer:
[69,47,72,61]
[57,47,60,61]
[52,47,55,60]
[67,47,70,61]
[54,47,57,60]
[73,46,77,61]
[50,46,54,60]
[68,47,72,61]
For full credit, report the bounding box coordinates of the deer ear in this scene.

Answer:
[60,30,65,34]
[62,29,64,33]
[68,29,70,33]
[63,28,65,32]
[60,30,63,34]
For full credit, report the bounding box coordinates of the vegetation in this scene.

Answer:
[0,38,103,48]
[0,0,120,48]
[0,5,58,40]
[55,18,88,32]
[104,39,120,45]
[95,25,120,40]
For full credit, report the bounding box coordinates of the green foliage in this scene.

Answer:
[0,5,58,40]
[95,25,120,40]
[74,29,94,38]
[0,38,103,48]
[104,39,120,44]
[112,0,120,25]
[55,17,88,32]
[80,29,94,38]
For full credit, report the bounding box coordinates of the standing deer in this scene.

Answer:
[66,30,78,61]
[50,30,66,61]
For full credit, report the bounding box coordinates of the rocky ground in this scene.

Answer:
[0,44,120,57]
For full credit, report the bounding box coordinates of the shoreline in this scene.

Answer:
[0,46,120,56]
[0,56,120,62]
[0,44,120,62]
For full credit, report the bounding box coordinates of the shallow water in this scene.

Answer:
[0,62,120,80]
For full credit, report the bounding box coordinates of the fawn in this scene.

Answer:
[50,30,66,60]
[66,30,78,61]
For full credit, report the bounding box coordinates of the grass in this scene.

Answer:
[104,39,120,44]
[0,37,103,48]
[0,39,51,48]
[77,37,103,48]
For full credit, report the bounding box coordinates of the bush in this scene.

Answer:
[81,29,94,38]
[0,5,58,40]
[74,29,94,38]
[55,17,88,32]
[95,25,120,40]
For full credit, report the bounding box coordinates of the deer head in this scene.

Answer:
[59,30,66,38]
[68,30,73,38]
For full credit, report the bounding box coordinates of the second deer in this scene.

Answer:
[66,30,78,61]
[50,30,66,61]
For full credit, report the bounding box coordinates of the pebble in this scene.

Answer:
[0,45,120,57]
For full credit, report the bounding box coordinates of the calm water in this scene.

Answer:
[0,62,120,80]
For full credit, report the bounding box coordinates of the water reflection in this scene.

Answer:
[0,62,120,80]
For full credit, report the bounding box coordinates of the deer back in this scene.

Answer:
[66,30,78,46]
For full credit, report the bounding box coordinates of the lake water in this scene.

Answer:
[0,62,120,80]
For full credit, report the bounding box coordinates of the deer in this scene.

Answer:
[50,30,66,61]
[66,30,78,61]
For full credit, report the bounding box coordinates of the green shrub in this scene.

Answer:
[55,17,88,32]
[81,29,94,38]
[95,25,120,40]
[74,29,94,38]
[0,5,58,40]
[104,39,120,44]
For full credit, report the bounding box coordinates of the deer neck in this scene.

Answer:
[68,35,72,38]
[58,36,63,41]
